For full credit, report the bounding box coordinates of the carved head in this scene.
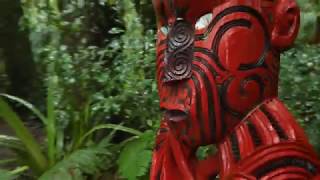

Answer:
[154,0,300,147]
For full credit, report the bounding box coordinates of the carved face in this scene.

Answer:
[154,0,300,147]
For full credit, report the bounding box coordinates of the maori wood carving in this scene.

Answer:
[151,0,320,179]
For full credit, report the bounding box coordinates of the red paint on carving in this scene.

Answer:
[151,0,320,179]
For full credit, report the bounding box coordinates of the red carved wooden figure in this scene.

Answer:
[151,0,320,179]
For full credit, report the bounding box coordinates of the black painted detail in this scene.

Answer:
[211,18,267,71]
[260,106,289,140]
[230,132,241,162]
[212,18,252,54]
[220,77,245,119]
[159,128,168,133]
[247,120,262,147]
[240,75,264,100]
[168,0,174,12]
[191,75,206,144]
[193,56,219,76]
[194,47,225,71]
[253,157,318,178]
[217,84,227,136]
[195,5,271,71]
[209,174,218,180]
[156,169,162,180]
[182,83,192,133]
[154,139,165,151]
[193,64,216,142]
[219,75,265,119]
[195,5,270,42]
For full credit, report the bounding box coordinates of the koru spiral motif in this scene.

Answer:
[164,19,194,82]
[151,0,320,179]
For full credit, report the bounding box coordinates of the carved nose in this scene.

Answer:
[164,109,188,122]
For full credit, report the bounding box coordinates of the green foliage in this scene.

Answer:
[0,169,15,180]
[299,11,319,42]
[196,145,217,160]
[118,130,154,180]
[0,135,25,153]
[0,94,47,123]
[0,0,318,179]
[20,0,160,134]
[39,144,111,180]
[0,92,145,178]
[297,0,320,43]
[280,44,320,151]
[103,1,159,128]
[0,98,48,174]
[15,0,159,179]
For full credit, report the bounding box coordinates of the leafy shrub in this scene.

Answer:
[297,0,320,43]
[0,91,143,179]
[280,44,320,152]
[0,0,160,179]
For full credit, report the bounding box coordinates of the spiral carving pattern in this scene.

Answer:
[164,19,194,82]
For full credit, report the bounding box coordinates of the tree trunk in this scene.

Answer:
[0,0,40,102]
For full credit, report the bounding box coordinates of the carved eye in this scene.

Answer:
[195,13,213,30]
[160,26,169,35]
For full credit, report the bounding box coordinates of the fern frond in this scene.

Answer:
[118,130,154,180]
[39,145,111,180]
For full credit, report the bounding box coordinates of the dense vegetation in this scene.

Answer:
[0,0,318,180]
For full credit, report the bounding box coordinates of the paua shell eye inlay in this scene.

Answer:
[195,13,213,30]
[160,26,169,35]
[164,19,194,82]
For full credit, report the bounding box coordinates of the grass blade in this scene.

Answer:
[0,135,26,153]
[78,124,142,147]
[0,98,48,174]
[46,64,57,166]
[0,94,47,124]
[10,166,29,175]
[0,159,17,166]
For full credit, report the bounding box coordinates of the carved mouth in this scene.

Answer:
[164,109,188,122]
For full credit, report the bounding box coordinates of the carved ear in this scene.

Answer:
[271,0,300,51]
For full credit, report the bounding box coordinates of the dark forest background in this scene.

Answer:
[0,0,319,179]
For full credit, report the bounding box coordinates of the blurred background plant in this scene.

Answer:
[0,0,318,179]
